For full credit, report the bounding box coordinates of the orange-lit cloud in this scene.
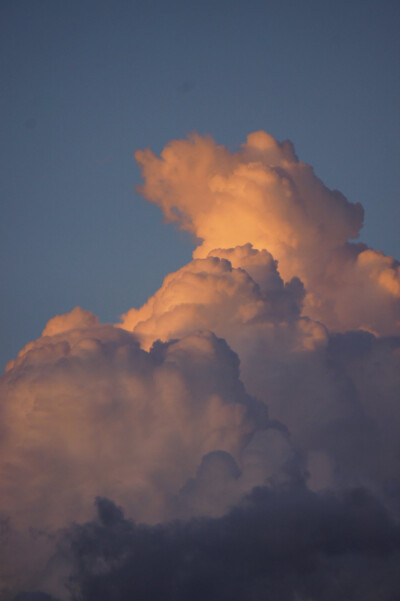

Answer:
[1,324,273,531]
[136,131,400,334]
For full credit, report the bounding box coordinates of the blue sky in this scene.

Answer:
[1,0,399,370]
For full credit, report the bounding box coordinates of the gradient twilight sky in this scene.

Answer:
[1,0,399,371]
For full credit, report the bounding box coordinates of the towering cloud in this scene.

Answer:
[1,131,400,600]
[136,131,400,334]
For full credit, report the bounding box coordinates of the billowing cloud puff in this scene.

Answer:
[121,243,312,350]
[1,310,300,599]
[135,131,363,261]
[1,317,282,532]
[120,244,326,404]
[119,242,400,504]
[2,131,400,600]
[136,132,400,334]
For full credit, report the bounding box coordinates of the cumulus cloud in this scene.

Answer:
[0,322,277,532]
[121,244,310,350]
[0,312,293,599]
[1,131,400,600]
[135,131,400,334]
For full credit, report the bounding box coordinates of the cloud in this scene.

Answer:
[1,131,400,599]
[1,321,278,533]
[121,243,310,350]
[63,489,400,601]
[0,311,294,599]
[119,242,400,499]
[135,131,400,335]
[13,594,56,601]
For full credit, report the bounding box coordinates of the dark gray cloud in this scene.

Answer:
[13,594,56,601]
[63,490,400,601]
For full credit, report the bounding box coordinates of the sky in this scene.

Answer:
[1,1,400,600]
[1,0,399,371]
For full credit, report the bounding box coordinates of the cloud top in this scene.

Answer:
[136,132,400,334]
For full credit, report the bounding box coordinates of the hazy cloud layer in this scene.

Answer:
[1,132,400,600]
